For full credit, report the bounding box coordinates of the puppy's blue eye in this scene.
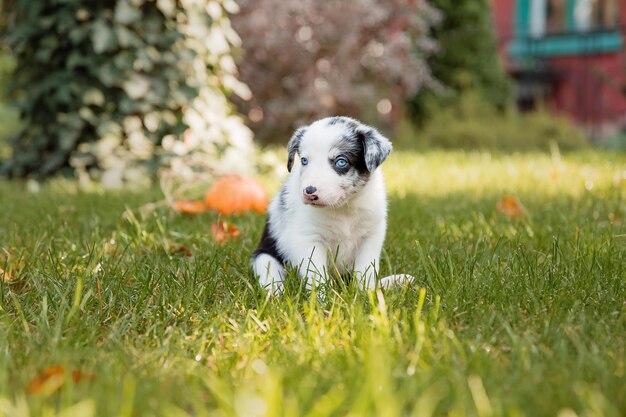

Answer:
[335,158,348,168]
[300,157,308,166]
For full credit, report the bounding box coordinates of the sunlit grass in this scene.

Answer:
[0,149,625,417]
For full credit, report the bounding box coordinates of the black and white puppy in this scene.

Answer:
[252,116,409,293]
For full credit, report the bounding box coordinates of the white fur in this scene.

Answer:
[252,117,413,293]
[254,253,286,290]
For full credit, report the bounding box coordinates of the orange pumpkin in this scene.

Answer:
[174,199,207,215]
[204,175,269,215]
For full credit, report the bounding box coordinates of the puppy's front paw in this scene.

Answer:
[253,254,286,295]
[379,274,415,289]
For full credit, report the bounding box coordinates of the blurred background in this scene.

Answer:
[0,0,624,188]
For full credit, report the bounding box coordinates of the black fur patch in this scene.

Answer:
[356,127,392,172]
[253,221,286,265]
[287,127,307,172]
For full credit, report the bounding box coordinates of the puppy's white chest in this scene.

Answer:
[314,210,375,269]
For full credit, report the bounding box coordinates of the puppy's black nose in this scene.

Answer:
[304,186,317,195]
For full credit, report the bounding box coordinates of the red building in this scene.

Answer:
[492,0,626,136]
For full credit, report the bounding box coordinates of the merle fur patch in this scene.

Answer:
[326,117,392,172]
[331,135,369,175]
[327,116,359,131]
[278,186,288,210]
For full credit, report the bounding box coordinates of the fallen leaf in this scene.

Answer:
[168,243,193,257]
[27,365,96,395]
[174,199,206,215]
[0,266,8,282]
[496,196,526,218]
[26,365,65,395]
[1,248,23,283]
[71,370,97,383]
[211,221,241,243]
[1,248,11,282]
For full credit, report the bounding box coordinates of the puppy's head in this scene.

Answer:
[286,116,392,207]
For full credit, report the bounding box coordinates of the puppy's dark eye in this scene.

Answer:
[335,158,348,169]
[301,157,308,166]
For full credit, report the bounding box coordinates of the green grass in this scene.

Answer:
[1,150,625,417]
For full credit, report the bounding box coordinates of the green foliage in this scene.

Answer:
[1,149,625,416]
[0,50,14,101]
[408,0,513,125]
[397,93,588,151]
[0,51,21,154]
[0,0,252,186]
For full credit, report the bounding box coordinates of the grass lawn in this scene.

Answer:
[0,149,625,417]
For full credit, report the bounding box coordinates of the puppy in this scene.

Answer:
[252,116,409,293]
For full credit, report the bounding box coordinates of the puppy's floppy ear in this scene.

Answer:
[287,127,307,172]
[356,125,392,172]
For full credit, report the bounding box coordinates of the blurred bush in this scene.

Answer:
[0,0,253,187]
[597,131,626,151]
[407,0,513,126]
[0,51,21,154]
[231,0,440,143]
[396,92,588,151]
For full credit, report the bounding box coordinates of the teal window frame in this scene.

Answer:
[509,0,623,57]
